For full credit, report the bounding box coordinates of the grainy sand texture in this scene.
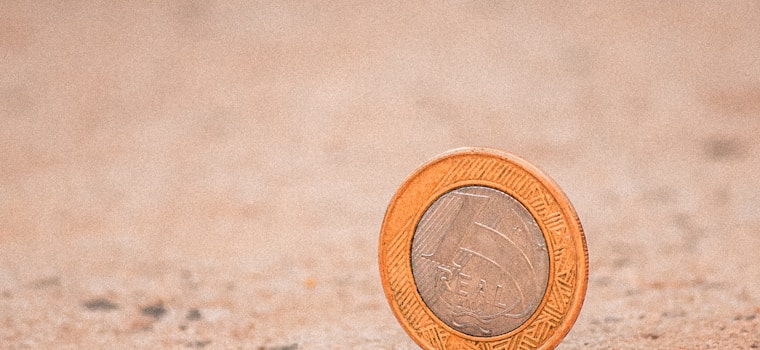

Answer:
[2,2,760,349]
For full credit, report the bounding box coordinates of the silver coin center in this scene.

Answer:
[411,186,550,337]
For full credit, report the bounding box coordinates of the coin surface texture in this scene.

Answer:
[379,148,588,349]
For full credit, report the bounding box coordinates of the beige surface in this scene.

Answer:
[2,2,760,349]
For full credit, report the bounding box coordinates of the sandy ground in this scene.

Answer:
[2,2,760,349]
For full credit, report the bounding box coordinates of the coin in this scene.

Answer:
[379,148,588,349]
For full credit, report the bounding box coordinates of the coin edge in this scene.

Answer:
[378,147,589,349]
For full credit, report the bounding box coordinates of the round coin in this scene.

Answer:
[379,148,588,349]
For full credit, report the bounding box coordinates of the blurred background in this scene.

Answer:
[1,1,759,348]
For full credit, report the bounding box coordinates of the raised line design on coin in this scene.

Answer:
[412,185,549,337]
[379,147,588,349]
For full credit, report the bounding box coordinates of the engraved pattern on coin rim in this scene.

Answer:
[379,149,588,349]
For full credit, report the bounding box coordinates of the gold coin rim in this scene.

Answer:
[379,147,588,349]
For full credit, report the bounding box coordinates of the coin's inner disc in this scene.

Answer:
[411,185,550,337]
